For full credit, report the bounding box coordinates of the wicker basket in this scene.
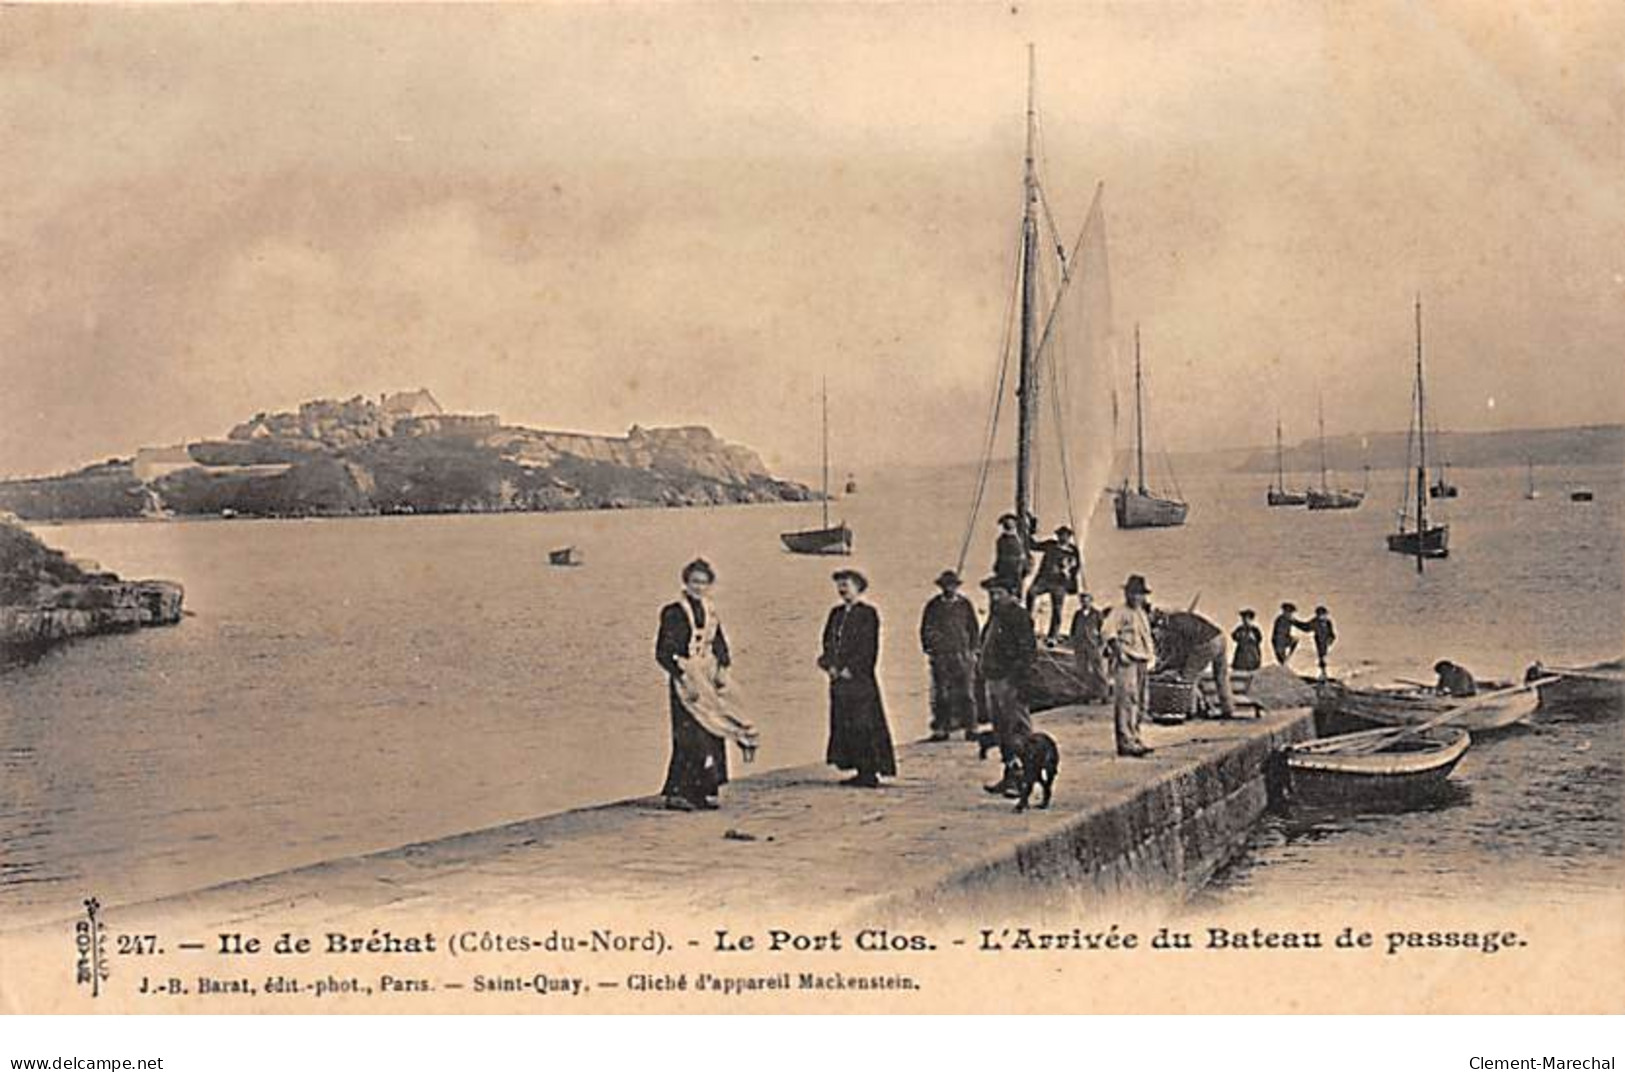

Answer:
[1148,678,1198,723]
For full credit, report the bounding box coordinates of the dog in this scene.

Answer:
[975,728,1060,812]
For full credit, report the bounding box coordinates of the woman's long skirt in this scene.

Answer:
[826,676,897,776]
[661,682,728,802]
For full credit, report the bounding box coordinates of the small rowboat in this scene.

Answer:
[1535,660,1625,712]
[1315,678,1545,734]
[1285,725,1471,807]
[548,546,583,567]
[779,522,853,556]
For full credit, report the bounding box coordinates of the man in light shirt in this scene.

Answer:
[1102,573,1156,757]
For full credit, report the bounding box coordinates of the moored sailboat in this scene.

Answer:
[1112,326,1188,529]
[1266,413,1307,506]
[1304,395,1364,511]
[780,379,853,555]
[1387,296,1449,567]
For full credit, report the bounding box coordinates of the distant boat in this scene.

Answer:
[548,546,583,567]
[1304,395,1364,511]
[844,473,858,495]
[1429,460,1459,500]
[1525,459,1541,500]
[1266,413,1307,507]
[780,379,853,556]
[1386,296,1449,567]
[1571,488,1595,503]
[1113,326,1189,529]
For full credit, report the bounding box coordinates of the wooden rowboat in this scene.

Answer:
[1535,659,1625,712]
[1285,725,1471,806]
[547,546,583,567]
[1315,678,1544,734]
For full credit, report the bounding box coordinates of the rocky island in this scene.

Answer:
[0,390,812,521]
[1,516,184,663]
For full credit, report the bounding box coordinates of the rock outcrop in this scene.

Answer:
[1,517,184,662]
[0,394,812,521]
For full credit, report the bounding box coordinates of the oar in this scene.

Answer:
[1335,678,1558,756]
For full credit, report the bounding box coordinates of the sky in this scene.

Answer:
[2,2,1622,478]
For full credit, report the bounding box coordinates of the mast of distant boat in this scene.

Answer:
[1413,295,1428,574]
[1275,412,1286,494]
[820,376,831,530]
[1317,395,1329,495]
[1134,325,1147,496]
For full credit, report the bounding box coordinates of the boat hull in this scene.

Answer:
[1305,489,1364,510]
[1429,482,1458,499]
[1266,489,1307,507]
[780,523,853,555]
[1113,489,1188,529]
[1571,490,1595,502]
[1386,524,1449,558]
[547,547,583,567]
[1536,659,1625,712]
[1286,726,1471,807]
[1315,680,1535,733]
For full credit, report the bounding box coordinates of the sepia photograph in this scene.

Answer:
[1,0,1622,1026]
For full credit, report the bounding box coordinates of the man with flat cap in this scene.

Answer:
[992,513,1031,595]
[920,569,981,741]
[1026,524,1082,642]
[1102,574,1157,757]
[819,568,897,788]
[979,574,1038,795]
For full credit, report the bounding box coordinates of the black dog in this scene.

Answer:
[975,729,1060,812]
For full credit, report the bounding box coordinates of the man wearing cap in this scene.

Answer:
[920,570,981,741]
[979,575,1038,795]
[1102,574,1157,757]
[992,513,1030,595]
[1271,602,1305,666]
[1309,605,1337,680]
[1068,591,1109,700]
[1025,525,1082,642]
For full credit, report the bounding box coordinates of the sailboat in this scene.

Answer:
[1304,396,1365,510]
[844,472,858,495]
[1387,296,1449,566]
[1112,326,1188,529]
[952,49,1118,710]
[1429,460,1459,499]
[780,379,853,555]
[1266,413,1307,506]
[1525,459,1541,501]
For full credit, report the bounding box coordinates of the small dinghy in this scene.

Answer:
[1286,725,1471,807]
[548,546,583,567]
[1534,659,1625,712]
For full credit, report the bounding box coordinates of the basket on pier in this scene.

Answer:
[1148,677,1198,724]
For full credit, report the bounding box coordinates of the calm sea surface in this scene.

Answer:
[2,462,1620,923]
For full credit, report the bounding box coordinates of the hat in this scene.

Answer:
[1056,525,1074,538]
[980,575,1014,593]
[681,558,716,583]
[1281,601,1297,613]
[1433,660,1454,673]
[1240,608,1256,618]
[997,512,1019,526]
[832,568,869,592]
[1123,574,1151,596]
[934,569,962,588]
[1314,605,1329,615]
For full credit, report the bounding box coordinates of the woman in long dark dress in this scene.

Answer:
[819,569,897,788]
[655,558,739,811]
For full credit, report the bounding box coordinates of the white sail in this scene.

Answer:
[1032,184,1119,542]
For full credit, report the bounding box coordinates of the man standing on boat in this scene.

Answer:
[819,569,897,788]
[920,570,981,742]
[1103,574,1157,757]
[992,513,1030,594]
[654,559,759,811]
[1025,525,1081,642]
[1151,608,1238,719]
[979,575,1037,796]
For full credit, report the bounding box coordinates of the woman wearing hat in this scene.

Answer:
[919,569,981,741]
[1231,609,1263,672]
[654,559,759,811]
[819,569,897,787]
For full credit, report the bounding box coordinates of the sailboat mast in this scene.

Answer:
[1014,44,1040,531]
[1317,395,1329,493]
[1134,325,1147,494]
[821,377,830,529]
[1275,413,1285,492]
[1414,295,1427,572]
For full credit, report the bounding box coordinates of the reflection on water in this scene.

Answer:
[2,462,1621,924]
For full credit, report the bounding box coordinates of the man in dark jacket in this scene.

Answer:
[1152,608,1237,718]
[979,576,1037,796]
[1025,525,1082,641]
[1271,602,1305,665]
[1309,605,1337,679]
[920,570,981,741]
[992,513,1030,594]
[1433,660,1478,697]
